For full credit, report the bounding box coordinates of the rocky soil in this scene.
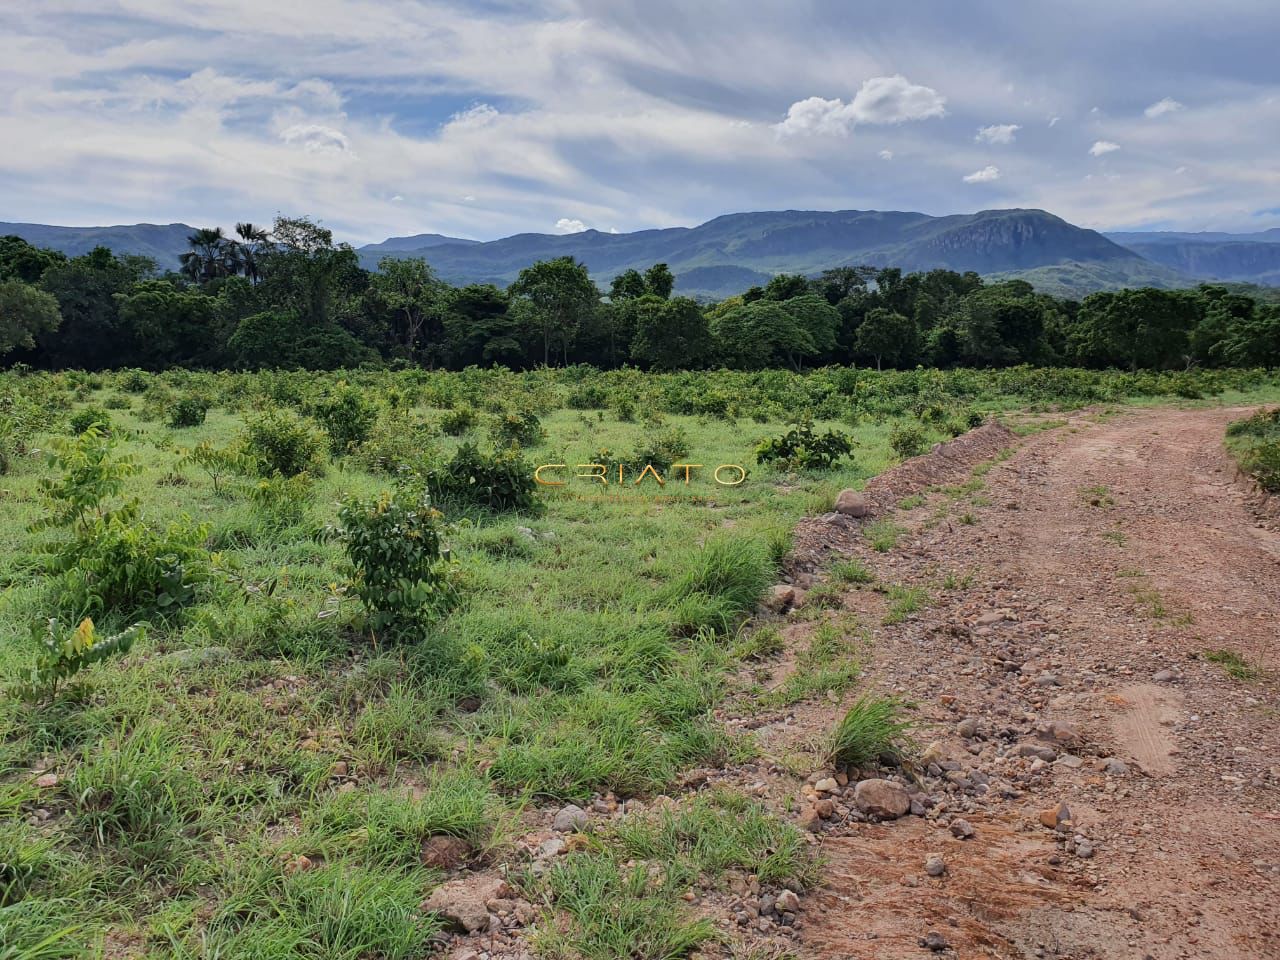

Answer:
[426,407,1280,960]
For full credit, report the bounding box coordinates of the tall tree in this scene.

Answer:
[508,256,598,366]
[367,256,446,363]
[631,296,712,370]
[179,227,232,284]
[643,263,675,299]
[0,280,61,355]
[854,307,916,370]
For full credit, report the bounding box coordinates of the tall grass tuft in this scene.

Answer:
[828,695,915,768]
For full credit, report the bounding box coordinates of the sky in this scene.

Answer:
[2,0,1279,244]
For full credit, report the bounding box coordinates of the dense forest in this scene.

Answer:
[2,215,1277,373]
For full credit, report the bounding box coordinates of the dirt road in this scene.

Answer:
[791,408,1280,959]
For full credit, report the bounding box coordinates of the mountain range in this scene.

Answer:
[4,210,1279,299]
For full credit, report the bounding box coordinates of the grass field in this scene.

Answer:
[2,364,1278,958]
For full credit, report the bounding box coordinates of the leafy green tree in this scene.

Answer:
[257,216,366,335]
[0,235,66,283]
[643,263,675,299]
[509,256,598,366]
[114,279,217,368]
[609,269,648,301]
[1069,289,1201,369]
[762,273,812,301]
[630,296,712,370]
[711,299,824,369]
[444,284,523,367]
[0,280,61,355]
[854,307,916,370]
[37,247,155,368]
[367,256,447,363]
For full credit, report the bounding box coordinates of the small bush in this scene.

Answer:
[888,422,927,459]
[439,405,478,436]
[168,394,210,428]
[422,442,539,513]
[241,408,326,477]
[311,383,378,453]
[756,419,854,470]
[490,409,545,448]
[68,407,111,435]
[11,617,143,703]
[46,507,210,619]
[828,695,914,768]
[627,425,691,474]
[339,491,453,638]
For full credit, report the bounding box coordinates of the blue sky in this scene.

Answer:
[2,0,1278,244]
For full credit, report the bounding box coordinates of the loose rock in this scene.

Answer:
[853,779,912,819]
[924,854,946,877]
[834,489,873,518]
[553,804,588,832]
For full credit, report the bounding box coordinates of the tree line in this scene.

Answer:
[1,215,1277,372]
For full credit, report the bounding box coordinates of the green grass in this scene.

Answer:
[882,584,929,624]
[827,695,915,768]
[1,365,1278,955]
[865,519,905,553]
[1204,648,1261,681]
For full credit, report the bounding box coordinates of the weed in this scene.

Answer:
[1204,648,1260,681]
[828,695,915,768]
[865,519,904,553]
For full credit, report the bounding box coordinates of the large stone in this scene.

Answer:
[553,804,588,832]
[852,778,911,819]
[421,877,512,932]
[763,584,796,613]
[834,489,873,518]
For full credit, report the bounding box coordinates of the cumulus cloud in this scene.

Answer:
[976,123,1020,144]
[280,123,351,154]
[963,165,1001,183]
[1089,140,1121,156]
[554,217,588,233]
[1144,97,1183,118]
[878,149,894,160]
[775,75,945,136]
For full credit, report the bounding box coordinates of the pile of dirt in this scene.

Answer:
[787,421,1018,575]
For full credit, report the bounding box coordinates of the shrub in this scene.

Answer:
[119,369,150,393]
[241,408,326,477]
[179,440,252,495]
[311,383,378,453]
[45,506,210,619]
[755,419,854,470]
[566,382,608,409]
[828,695,914,768]
[627,425,691,474]
[33,426,138,533]
[439,405,478,436]
[888,422,927,460]
[422,442,539,513]
[11,617,144,703]
[250,472,314,529]
[168,394,210,428]
[490,410,545,448]
[339,491,453,638]
[68,406,111,436]
[352,418,437,476]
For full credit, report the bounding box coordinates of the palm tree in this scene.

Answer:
[180,227,231,283]
[229,222,271,284]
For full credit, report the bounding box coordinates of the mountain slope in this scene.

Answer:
[359,208,1181,297]
[0,221,196,266]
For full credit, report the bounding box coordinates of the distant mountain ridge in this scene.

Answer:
[357,208,1182,297]
[5,211,1280,298]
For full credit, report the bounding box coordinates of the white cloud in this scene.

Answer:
[976,123,1020,144]
[963,165,1001,183]
[1144,97,1183,118]
[1089,139,1121,156]
[878,149,894,160]
[279,123,351,154]
[443,103,500,131]
[774,75,945,136]
[554,217,588,233]
[1048,116,1060,127]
